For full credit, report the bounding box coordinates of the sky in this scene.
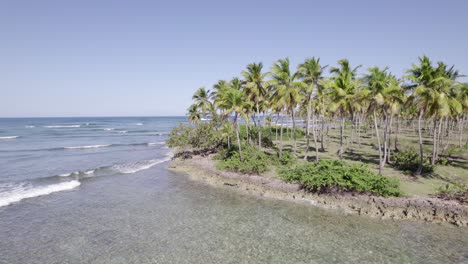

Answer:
[1,0,467,117]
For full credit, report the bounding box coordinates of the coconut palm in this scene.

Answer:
[329,59,361,159]
[297,57,327,161]
[187,104,201,125]
[365,67,405,174]
[216,88,252,160]
[242,62,269,149]
[407,56,463,173]
[270,58,305,156]
[192,87,213,117]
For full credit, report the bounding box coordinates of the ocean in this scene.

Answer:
[0,117,467,263]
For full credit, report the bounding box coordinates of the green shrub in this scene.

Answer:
[280,159,401,197]
[167,123,222,151]
[393,149,434,174]
[217,146,271,174]
[278,151,296,166]
[167,124,193,148]
[436,183,468,203]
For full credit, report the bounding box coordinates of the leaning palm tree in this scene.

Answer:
[297,57,327,161]
[216,88,252,160]
[242,62,269,149]
[270,58,304,155]
[187,104,201,125]
[329,59,361,160]
[192,87,213,117]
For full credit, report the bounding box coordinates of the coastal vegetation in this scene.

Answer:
[168,55,468,201]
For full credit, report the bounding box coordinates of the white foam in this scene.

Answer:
[103,128,114,131]
[113,156,171,174]
[58,173,72,177]
[0,181,80,207]
[0,136,19,139]
[44,125,81,128]
[147,142,164,146]
[116,131,128,134]
[132,123,144,126]
[84,169,95,175]
[25,126,35,128]
[64,144,111,149]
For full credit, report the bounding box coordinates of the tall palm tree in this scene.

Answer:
[329,59,361,160]
[216,88,252,160]
[242,62,269,149]
[297,57,327,161]
[365,67,404,174]
[270,58,304,156]
[407,56,462,173]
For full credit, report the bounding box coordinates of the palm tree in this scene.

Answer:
[187,104,201,125]
[407,56,462,173]
[329,59,361,160]
[192,87,213,117]
[216,88,252,160]
[365,67,404,174]
[270,58,304,156]
[242,62,269,149]
[297,57,327,161]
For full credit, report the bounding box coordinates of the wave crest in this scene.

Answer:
[0,136,19,139]
[64,144,111,149]
[0,181,80,207]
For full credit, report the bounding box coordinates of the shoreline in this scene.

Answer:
[168,155,468,227]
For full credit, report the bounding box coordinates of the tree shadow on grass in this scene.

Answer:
[342,149,380,165]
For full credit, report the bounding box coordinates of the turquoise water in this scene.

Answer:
[0,117,467,263]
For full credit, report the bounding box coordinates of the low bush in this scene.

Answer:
[393,149,434,174]
[167,123,222,151]
[278,151,296,166]
[216,146,271,174]
[280,159,401,197]
[436,183,468,204]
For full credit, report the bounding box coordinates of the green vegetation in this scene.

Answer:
[393,149,434,175]
[170,55,468,201]
[216,146,272,174]
[280,160,401,197]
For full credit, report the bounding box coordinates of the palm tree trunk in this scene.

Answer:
[292,109,297,155]
[435,117,443,162]
[320,115,325,151]
[432,119,438,165]
[236,121,243,161]
[416,109,424,176]
[374,109,383,175]
[387,114,393,164]
[357,114,362,148]
[279,112,284,159]
[304,93,312,161]
[256,102,261,149]
[395,115,400,152]
[312,113,319,162]
[339,115,344,160]
[275,113,279,142]
[459,115,464,148]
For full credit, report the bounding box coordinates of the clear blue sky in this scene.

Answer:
[1,0,467,117]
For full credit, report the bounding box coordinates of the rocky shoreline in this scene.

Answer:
[168,155,468,227]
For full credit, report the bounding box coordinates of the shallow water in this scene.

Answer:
[0,117,467,263]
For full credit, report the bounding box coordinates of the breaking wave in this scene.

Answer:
[0,181,81,207]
